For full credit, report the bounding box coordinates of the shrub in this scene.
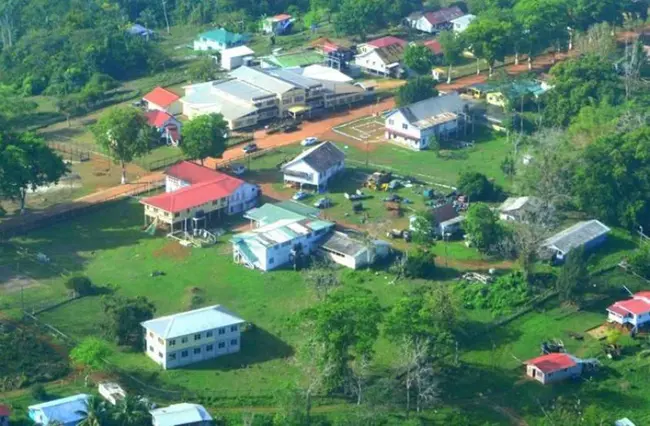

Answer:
[457,172,502,202]
[70,337,111,370]
[64,275,93,296]
[31,383,47,400]
[404,249,436,279]
[458,271,530,316]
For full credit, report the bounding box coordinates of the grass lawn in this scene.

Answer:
[329,129,512,188]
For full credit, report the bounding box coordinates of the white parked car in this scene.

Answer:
[301,137,318,147]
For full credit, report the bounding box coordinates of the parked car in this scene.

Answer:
[242,143,258,154]
[230,163,247,176]
[283,123,300,133]
[292,191,309,201]
[301,137,318,147]
[314,197,332,209]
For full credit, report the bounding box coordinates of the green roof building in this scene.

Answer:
[193,28,249,52]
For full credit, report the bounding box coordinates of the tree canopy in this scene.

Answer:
[396,76,438,107]
[102,295,156,348]
[464,203,503,253]
[403,45,436,75]
[180,113,229,165]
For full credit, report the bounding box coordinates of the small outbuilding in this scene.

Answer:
[498,196,539,222]
[0,405,10,426]
[319,231,388,269]
[98,382,126,405]
[143,87,182,115]
[220,46,255,71]
[28,394,90,426]
[150,403,212,426]
[615,418,637,426]
[541,220,610,262]
[525,353,582,384]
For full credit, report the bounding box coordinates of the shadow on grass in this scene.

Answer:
[185,327,293,372]
[457,319,523,351]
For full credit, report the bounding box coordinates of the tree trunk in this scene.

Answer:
[488,64,493,77]
[527,56,532,71]
[447,64,452,84]
[161,0,171,34]
[306,390,312,424]
[121,160,127,185]
[66,114,71,128]
[19,188,26,214]
[514,51,519,65]
[200,158,204,166]
[476,58,480,75]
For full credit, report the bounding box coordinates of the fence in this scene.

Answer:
[136,154,186,171]
[0,179,164,239]
[48,141,96,162]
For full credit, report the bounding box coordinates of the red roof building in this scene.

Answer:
[423,39,442,55]
[422,6,465,26]
[607,291,650,329]
[140,161,259,230]
[367,36,407,49]
[145,110,176,128]
[272,14,292,21]
[143,87,181,114]
[0,404,10,417]
[525,353,582,384]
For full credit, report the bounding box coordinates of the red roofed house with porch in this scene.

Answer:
[145,110,182,146]
[525,353,583,384]
[0,404,9,426]
[357,36,407,55]
[143,86,182,115]
[406,6,465,34]
[607,292,650,331]
[140,161,259,231]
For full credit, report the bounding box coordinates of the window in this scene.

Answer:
[206,344,214,351]
[231,325,238,332]
[388,119,394,125]
[231,339,238,345]
[169,353,176,360]
[149,346,154,352]
[218,328,225,335]
[149,331,153,337]
[218,342,225,349]
[212,200,219,205]
[194,333,201,341]
[193,347,201,354]
[402,123,408,130]
[174,213,179,218]
[206,331,213,338]
[169,339,176,346]
[269,258,275,265]
[181,350,188,357]
[158,337,164,345]
[158,352,163,358]
[181,337,188,343]
[295,96,304,102]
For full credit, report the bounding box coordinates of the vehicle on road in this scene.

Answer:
[283,123,300,133]
[242,143,258,154]
[301,137,318,146]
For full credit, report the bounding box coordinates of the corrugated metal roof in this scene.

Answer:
[230,66,296,94]
[282,142,345,174]
[29,394,90,425]
[543,220,611,255]
[142,306,245,339]
[150,404,212,426]
[320,231,367,257]
[389,92,465,129]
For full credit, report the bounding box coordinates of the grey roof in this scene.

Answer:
[181,87,257,121]
[374,44,404,65]
[392,92,465,129]
[268,68,323,89]
[141,305,245,339]
[320,231,368,257]
[213,78,274,101]
[230,66,296,94]
[432,203,458,224]
[543,220,611,255]
[150,404,212,426]
[283,141,345,174]
[499,196,539,213]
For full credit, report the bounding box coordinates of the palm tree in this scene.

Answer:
[77,396,110,426]
[113,395,151,426]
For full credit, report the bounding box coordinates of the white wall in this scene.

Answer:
[283,160,318,186]
[228,183,259,214]
[194,39,226,52]
[165,176,190,193]
[411,17,434,33]
[355,51,390,75]
[148,100,182,116]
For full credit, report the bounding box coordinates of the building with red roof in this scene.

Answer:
[140,161,259,231]
[423,39,443,56]
[607,292,650,330]
[145,110,182,146]
[0,404,9,426]
[263,13,294,35]
[143,87,182,115]
[406,6,466,34]
[525,352,582,384]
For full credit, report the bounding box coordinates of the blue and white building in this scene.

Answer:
[141,306,246,369]
[28,394,90,426]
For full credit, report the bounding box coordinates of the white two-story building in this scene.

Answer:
[141,305,246,369]
[384,92,467,150]
[282,142,345,192]
[607,292,650,331]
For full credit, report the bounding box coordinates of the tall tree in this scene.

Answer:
[0,131,68,213]
[463,12,512,76]
[77,396,110,426]
[188,56,220,83]
[333,0,385,40]
[299,287,382,391]
[556,247,588,305]
[464,203,503,253]
[113,395,151,426]
[102,296,156,348]
[438,30,465,84]
[403,44,436,75]
[93,106,152,184]
[396,76,438,107]
[514,0,569,70]
[180,113,229,165]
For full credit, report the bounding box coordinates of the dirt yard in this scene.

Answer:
[0,266,41,294]
[152,241,191,260]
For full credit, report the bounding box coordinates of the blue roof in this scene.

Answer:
[198,28,248,45]
[28,394,90,426]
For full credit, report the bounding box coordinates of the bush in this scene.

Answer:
[458,271,530,316]
[457,172,502,202]
[404,249,437,279]
[64,275,93,296]
[629,244,650,279]
[31,383,47,400]
[70,337,111,370]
